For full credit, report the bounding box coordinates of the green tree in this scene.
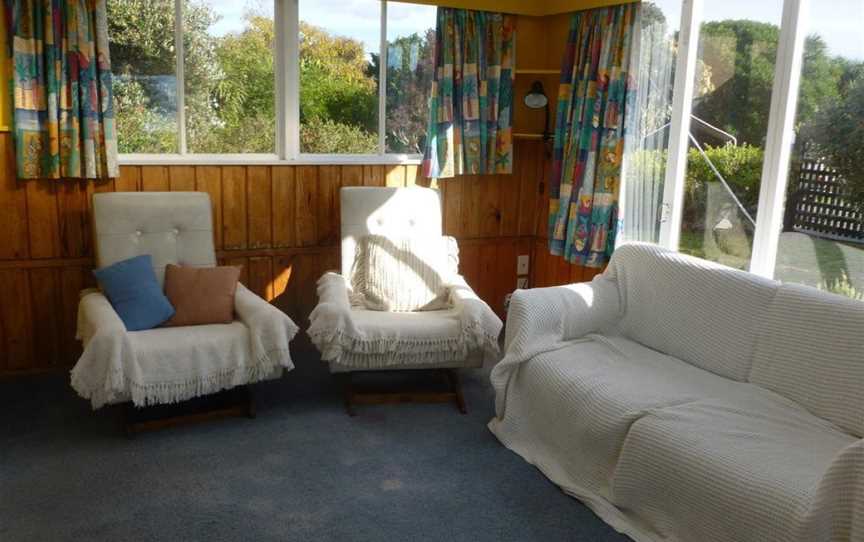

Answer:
[107,0,437,155]
[375,29,435,153]
[695,20,853,146]
[802,75,864,211]
[299,21,378,152]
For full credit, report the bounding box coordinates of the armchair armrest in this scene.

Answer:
[76,289,127,344]
[71,290,135,408]
[234,284,299,368]
[307,272,360,361]
[447,274,503,362]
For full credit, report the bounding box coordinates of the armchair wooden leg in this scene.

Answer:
[121,386,256,436]
[446,369,468,415]
[245,385,257,419]
[343,373,358,417]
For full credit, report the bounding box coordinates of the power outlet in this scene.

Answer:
[516,277,529,289]
[517,254,530,275]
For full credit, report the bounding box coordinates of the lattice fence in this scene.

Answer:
[784,157,864,244]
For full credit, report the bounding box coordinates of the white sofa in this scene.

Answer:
[490,243,863,542]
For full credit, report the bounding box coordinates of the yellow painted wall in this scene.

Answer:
[394,0,638,16]
[0,17,10,132]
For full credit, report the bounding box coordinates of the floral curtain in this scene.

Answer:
[4,0,118,179]
[422,8,515,179]
[548,4,638,267]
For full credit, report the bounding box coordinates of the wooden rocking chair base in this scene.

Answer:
[342,369,467,416]
[124,385,255,437]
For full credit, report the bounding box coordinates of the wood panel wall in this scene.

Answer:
[0,11,599,378]
[0,135,584,376]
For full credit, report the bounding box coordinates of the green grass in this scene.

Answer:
[678,230,864,300]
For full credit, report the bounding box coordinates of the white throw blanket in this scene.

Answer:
[71,284,299,409]
[308,272,501,369]
[489,244,864,542]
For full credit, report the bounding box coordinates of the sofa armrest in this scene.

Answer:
[504,273,621,353]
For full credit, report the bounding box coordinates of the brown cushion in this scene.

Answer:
[162,264,241,326]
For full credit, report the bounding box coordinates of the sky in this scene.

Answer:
[206,0,436,55]
[204,0,862,61]
[652,0,863,60]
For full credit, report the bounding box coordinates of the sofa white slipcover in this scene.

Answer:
[490,243,863,542]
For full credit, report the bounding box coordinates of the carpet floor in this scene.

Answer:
[1,355,629,542]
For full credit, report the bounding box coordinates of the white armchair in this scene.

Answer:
[70,192,299,427]
[308,187,502,414]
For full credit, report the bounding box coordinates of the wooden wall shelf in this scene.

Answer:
[513,133,546,140]
[515,69,560,75]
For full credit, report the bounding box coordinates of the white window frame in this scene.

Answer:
[118,0,424,165]
[653,0,810,279]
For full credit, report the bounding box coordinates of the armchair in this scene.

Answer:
[70,192,298,430]
[308,187,502,414]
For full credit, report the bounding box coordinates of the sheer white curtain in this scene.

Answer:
[620,3,680,244]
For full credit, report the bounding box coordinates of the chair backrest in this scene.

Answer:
[340,187,442,277]
[92,192,216,286]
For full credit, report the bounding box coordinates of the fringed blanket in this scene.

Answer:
[71,284,298,409]
[308,272,501,369]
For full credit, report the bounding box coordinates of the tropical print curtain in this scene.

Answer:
[548,4,638,267]
[422,8,515,179]
[4,0,118,179]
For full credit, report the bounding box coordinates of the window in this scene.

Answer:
[299,0,380,154]
[109,0,178,154]
[384,2,436,154]
[677,0,783,270]
[773,0,864,299]
[185,2,276,153]
[108,0,433,160]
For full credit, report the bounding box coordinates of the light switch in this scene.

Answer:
[517,254,530,275]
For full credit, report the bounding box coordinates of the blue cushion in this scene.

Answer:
[93,255,175,331]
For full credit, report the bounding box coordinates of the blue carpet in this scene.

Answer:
[0,355,630,542]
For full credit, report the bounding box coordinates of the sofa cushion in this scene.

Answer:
[92,254,175,331]
[750,283,864,437]
[608,243,778,381]
[162,264,241,327]
[611,399,856,542]
[490,335,757,499]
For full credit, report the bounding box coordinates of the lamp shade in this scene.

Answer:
[524,81,548,109]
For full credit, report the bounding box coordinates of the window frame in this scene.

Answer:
[651,0,811,280]
[117,0,425,165]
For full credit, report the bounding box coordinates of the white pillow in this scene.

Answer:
[352,235,459,312]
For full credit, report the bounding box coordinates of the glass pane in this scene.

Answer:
[621,0,683,244]
[299,0,380,154]
[384,2,436,154]
[775,0,864,299]
[108,0,178,154]
[185,1,276,153]
[678,1,783,270]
